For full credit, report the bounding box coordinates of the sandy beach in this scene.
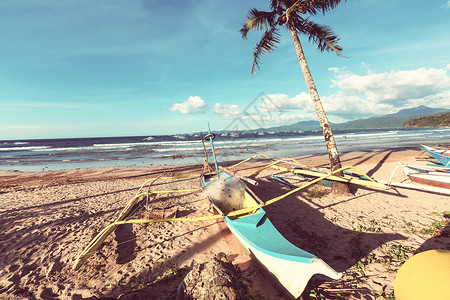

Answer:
[1,147,449,299]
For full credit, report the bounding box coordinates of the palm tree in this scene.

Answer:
[241,0,350,195]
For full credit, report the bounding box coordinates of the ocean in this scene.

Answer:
[1,127,449,172]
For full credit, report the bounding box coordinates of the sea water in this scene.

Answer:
[0,127,449,172]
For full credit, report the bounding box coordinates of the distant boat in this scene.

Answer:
[401,164,450,189]
[420,145,450,168]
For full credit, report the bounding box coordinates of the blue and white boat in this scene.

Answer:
[421,145,450,168]
[202,172,341,299]
[201,131,341,299]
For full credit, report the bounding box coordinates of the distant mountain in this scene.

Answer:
[403,111,450,127]
[333,106,449,130]
[260,120,321,132]
[392,105,446,116]
[260,106,449,132]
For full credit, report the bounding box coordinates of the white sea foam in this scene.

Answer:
[93,142,154,148]
[154,146,204,152]
[155,140,199,146]
[0,146,51,151]
[36,145,135,152]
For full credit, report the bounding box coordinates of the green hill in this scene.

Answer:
[332,115,412,130]
[403,112,450,127]
[258,105,449,132]
[332,106,449,130]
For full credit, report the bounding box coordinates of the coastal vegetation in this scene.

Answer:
[255,105,449,132]
[403,112,450,128]
[240,0,350,195]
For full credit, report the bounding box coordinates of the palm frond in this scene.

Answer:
[251,27,281,75]
[292,16,343,55]
[285,0,304,24]
[300,0,346,15]
[270,0,286,11]
[240,9,277,39]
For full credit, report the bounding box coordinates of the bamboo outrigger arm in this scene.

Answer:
[218,166,258,186]
[271,165,388,190]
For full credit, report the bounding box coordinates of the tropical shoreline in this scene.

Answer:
[1,127,449,172]
[1,147,449,299]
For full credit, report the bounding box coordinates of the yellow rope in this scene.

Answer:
[72,155,385,271]
[227,154,273,169]
[136,189,201,196]
[247,157,306,176]
[135,174,201,196]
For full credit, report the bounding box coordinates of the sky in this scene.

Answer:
[0,0,449,140]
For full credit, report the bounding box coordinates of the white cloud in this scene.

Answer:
[259,93,313,112]
[168,67,450,125]
[212,103,242,119]
[406,90,450,108]
[331,67,450,106]
[321,93,385,117]
[169,96,208,114]
[254,66,450,123]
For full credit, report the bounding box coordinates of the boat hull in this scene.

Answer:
[202,172,341,299]
[225,214,341,299]
[408,173,450,189]
[401,165,450,190]
[421,145,450,168]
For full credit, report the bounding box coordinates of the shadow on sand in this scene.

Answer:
[251,177,407,272]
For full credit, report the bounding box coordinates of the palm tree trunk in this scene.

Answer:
[289,27,350,195]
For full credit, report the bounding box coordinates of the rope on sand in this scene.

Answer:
[72,156,386,271]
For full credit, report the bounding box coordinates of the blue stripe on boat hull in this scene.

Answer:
[226,212,316,264]
[421,146,450,168]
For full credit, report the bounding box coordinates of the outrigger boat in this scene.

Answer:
[376,163,450,195]
[400,164,450,190]
[421,144,450,155]
[420,145,450,168]
[73,129,394,297]
[201,132,341,299]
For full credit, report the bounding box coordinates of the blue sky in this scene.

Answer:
[1,0,449,139]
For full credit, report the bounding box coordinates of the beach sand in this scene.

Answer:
[1,147,449,299]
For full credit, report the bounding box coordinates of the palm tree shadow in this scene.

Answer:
[364,150,394,178]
